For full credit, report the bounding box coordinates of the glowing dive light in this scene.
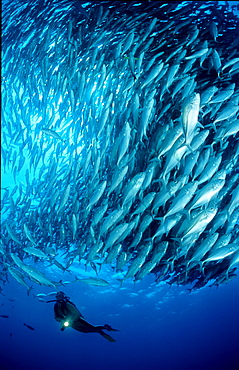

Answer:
[64,321,69,327]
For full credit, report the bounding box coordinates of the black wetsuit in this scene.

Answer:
[54,298,118,342]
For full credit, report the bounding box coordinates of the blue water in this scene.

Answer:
[2,1,239,369]
[1,274,239,370]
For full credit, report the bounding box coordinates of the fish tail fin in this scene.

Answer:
[185,262,190,280]
[159,175,167,190]
[117,278,124,288]
[180,209,190,222]
[97,262,102,272]
[27,286,34,296]
[186,143,194,153]
[225,269,230,281]
[199,262,204,275]
[145,237,154,243]
[168,257,175,272]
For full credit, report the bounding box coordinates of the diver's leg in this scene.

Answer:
[103,324,119,331]
[95,324,119,331]
[71,319,117,342]
[71,318,102,333]
[94,325,107,330]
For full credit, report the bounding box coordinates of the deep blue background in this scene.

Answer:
[0,272,239,370]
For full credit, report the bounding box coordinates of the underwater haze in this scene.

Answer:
[1,1,239,370]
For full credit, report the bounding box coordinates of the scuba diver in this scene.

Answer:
[47,292,118,342]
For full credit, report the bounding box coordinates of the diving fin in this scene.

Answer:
[99,331,117,342]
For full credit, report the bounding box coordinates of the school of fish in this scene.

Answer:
[1,1,239,293]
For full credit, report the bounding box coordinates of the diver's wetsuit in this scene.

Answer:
[53,293,118,342]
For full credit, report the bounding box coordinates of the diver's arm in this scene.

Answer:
[54,303,65,322]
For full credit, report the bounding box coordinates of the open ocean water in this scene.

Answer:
[0,274,239,370]
[1,1,239,370]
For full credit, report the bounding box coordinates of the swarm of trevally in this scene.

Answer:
[1,0,239,292]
